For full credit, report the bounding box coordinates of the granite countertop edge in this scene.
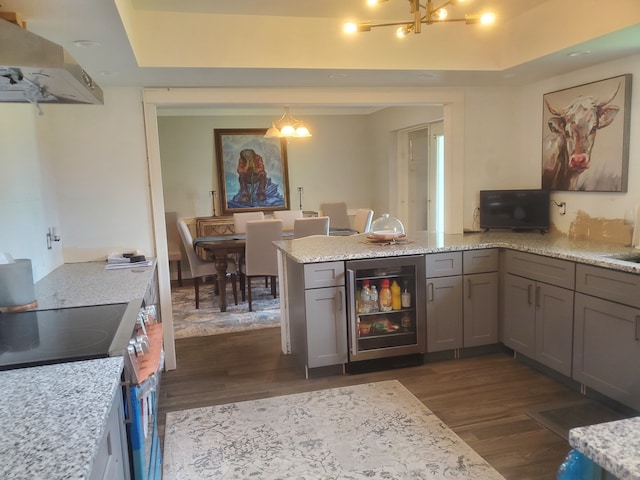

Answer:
[0,357,124,479]
[275,232,640,273]
[569,417,640,480]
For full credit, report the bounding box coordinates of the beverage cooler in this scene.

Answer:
[346,255,425,362]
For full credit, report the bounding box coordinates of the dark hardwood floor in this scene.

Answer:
[158,327,588,480]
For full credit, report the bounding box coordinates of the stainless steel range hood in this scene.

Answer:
[0,19,103,105]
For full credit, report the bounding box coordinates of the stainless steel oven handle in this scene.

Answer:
[347,269,358,357]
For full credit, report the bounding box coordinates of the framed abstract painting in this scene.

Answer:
[214,128,290,215]
[541,74,632,192]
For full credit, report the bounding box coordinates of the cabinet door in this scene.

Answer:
[305,287,347,368]
[535,283,574,376]
[503,273,536,357]
[574,293,640,410]
[426,276,463,352]
[463,272,498,347]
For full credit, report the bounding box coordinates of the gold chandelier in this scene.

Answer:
[344,0,495,38]
[264,107,312,139]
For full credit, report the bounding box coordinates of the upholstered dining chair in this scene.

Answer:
[241,219,283,312]
[177,218,238,309]
[352,209,374,233]
[293,216,330,239]
[233,211,265,234]
[165,211,183,286]
[320,202,351,229]
[273,210,304,231]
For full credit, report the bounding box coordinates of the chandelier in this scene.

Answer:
[344,0,495,38]
[264,107,312,139]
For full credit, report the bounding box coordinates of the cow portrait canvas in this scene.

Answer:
[542,74,632,192]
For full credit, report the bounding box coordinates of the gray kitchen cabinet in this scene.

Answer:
[90,387,130,480]
[426,252,463,352]
[305,286,347,368]
[426,275,463,352]
[427,250,499,352]
[463,272,499,347]
[287,260,347,373]
[502,251,575,376]
[463,250,499,347]
[573,264,640,410]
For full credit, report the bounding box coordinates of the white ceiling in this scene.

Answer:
[1,0,639,92]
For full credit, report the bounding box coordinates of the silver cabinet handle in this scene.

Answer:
[428,282,434,302]
[527,284,533,305]
[536,285,541,308]
[347,269,358,356]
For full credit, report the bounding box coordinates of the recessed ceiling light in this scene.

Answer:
[418,73,435,80]
[567,50,591,57]
[329,73,348,79]
[73,40,101,48]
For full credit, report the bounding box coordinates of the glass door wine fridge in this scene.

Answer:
[346,255,425,362]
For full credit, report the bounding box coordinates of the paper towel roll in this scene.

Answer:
[0,259,36,309]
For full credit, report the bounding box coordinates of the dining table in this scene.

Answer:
[193,228,358,312]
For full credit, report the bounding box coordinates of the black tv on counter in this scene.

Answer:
[479,189,550,233]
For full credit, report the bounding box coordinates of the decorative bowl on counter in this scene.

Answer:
[368,213,406,241]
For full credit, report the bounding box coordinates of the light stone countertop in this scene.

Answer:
[275,231,640,273]
[569,417,640,480]
[0,357,124,480]
[34,259,156,309]
[276,230,640,478]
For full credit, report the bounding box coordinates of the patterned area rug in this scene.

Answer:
[163,380,505,479]
[171,281,281,339]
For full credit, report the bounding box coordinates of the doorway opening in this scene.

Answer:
[397,121,444,234]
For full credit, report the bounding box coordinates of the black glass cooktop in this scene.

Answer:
[0,303,131,370]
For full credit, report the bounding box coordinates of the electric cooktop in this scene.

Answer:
[0,303,136,370]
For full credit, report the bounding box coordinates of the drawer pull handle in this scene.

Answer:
[428,282,434,302]
[536,286,541,308]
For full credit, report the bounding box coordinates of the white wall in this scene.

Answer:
[159,113,373,219]
[0,87,154,281]
[45,88,154,262]
[517,53,640,236]
[0,103,62,281]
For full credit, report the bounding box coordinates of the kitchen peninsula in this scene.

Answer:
[276,230,640,479]
[0,261,158,479]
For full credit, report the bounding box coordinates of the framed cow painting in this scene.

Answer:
[542,74,632,192]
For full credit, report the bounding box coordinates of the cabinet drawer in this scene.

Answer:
[504,250,575,289]
[576,264,640,309]
[426,252,462,278]
[304,261,345,289]
[463,249,498,274]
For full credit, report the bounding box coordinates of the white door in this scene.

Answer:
[401,121,444,234]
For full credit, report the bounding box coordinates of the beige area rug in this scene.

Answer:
[527,399,628,441]
[163,380,505,479]
[171,282,280,339]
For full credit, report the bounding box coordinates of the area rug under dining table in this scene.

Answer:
[163,380,504,479]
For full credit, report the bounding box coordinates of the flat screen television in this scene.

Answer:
[479,189,550,232]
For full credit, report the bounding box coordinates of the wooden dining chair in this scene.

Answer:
[241,219,283,312]
[293,216,330,238]
[320,202,351,229]
[273,210,304,231]
[177,218,238,309]
[353,209,374,233]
